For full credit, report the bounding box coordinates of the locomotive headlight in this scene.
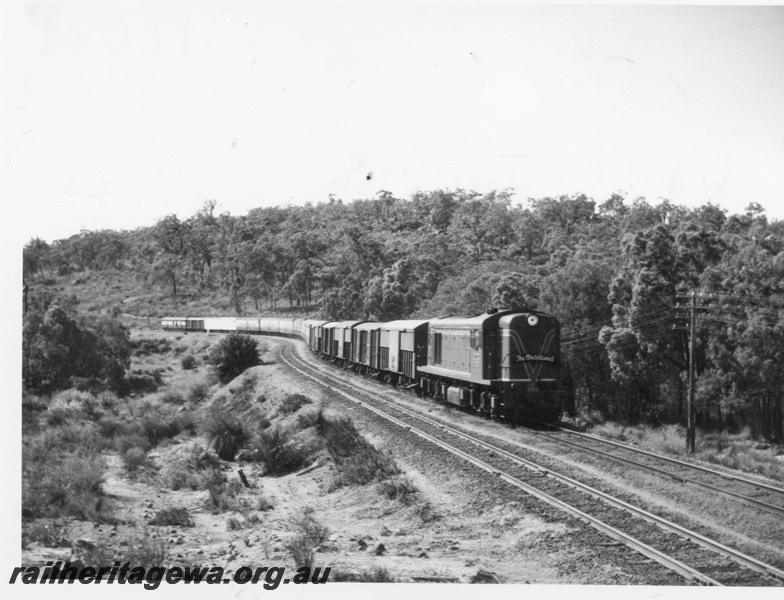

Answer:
[527,314,539,327]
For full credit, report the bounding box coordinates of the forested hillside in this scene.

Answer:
[23,191,784,442]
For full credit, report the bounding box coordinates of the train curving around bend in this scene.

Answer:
[162,308,565,423]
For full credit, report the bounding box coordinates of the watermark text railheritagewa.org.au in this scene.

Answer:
[10,562,330,590]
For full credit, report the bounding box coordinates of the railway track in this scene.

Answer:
[278,339,784,587]
[524,424,784,518]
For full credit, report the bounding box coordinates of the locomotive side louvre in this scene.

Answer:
[419,315,492,385]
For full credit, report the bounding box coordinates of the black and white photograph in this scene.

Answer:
[4,2,784,597]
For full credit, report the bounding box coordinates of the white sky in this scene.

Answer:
[3,3,784,246]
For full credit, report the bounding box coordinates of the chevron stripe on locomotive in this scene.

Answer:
[161,308,565,423]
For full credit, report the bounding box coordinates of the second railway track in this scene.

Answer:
[277,338,784,587]
[526,423,784,518]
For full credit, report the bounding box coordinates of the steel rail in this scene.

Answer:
[545,424,784,497]
[282,341,784,585]
[518,426,784,518]
[279,343,723,586]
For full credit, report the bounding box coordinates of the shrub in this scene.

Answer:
[208,334,261,383]
[285,512,330,568]
[98,415,127,439]
[227,512,261,530]
[116,529,167,570]
[138,407,196,447]
[73,539,114,570]
[378,475,419,504]
[22,393,47,435]
[127,370,163,393]
[122,447,149,473]
[201,409,249,461]
[160,446,222,491]
[188,381,211,403]
[22,448,107,521]
[96,390,120,410]
[413,500,440,524]
[149,507,194,527]
[131,338,172,357]
[320,415,399,489]
[45,404,84,427]
[45,390,94,425]
[159,388,184,404]
[206,477,256,513]
[251,424,316,476]
[180,354,197,370]
[40,420,107,454]
[23,303,132,394]
[22,519,71,548]
[291,512,330,546]
[258,495,274,511]
[277,394,312,417]
[234,373,258,398]
[297,407,325,430]
[115,433,152,455]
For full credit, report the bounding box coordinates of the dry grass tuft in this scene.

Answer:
[320,415,399,489]
[201,408,250,461]
[250,423,317,475]
[377,475,419,504]
[22,424,109,521]
[149,506,194,527]
[22,519,71,548]
[277,393,312,417]
[285,511,330,568]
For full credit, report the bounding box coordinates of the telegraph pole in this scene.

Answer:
[687,290,696,454]
[675,290,699,454]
